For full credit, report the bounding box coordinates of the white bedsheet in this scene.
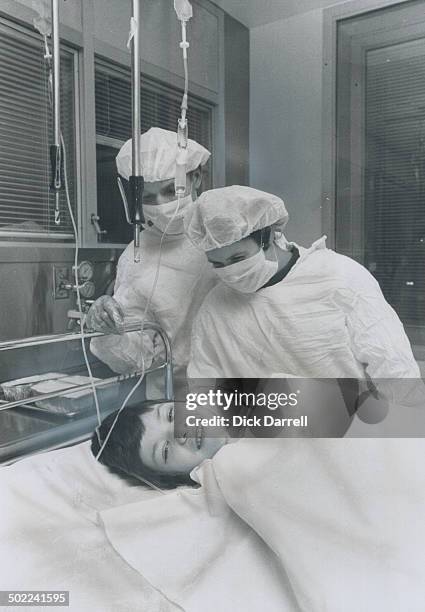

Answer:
[2,439,424,612]
[213,438,425,611]
[100,464,298,612]
[0,443,177,612]
[101,438,425,612]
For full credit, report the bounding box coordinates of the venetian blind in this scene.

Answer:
[0,20,77,239]
[365,42,425,326]
[95,59,213,184]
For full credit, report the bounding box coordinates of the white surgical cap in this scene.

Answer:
[184,186,289,251]
[116,127,211,182]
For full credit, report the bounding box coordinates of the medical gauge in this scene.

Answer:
[78,281,95,299]
[74,261,94,282]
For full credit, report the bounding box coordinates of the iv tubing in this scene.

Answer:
[34,1,164,492]
[94,194,184,494]
[35,3,101,434]
[62,134,103,445]
[175,7,191,195]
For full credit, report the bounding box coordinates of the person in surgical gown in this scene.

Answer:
[88,128,217,398]
[184,186,420,401]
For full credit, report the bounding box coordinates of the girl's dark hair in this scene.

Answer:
[250,226,272,250]
[91,403,195,490]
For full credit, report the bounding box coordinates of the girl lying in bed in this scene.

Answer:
[91,374,363,489]
[91,402,229,490]
[91,377,358,489]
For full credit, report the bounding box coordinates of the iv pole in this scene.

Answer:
[129,0,144,262]
[117,0,145,262]
[50,0,62,225]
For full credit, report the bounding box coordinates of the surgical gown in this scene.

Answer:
[91,227,217,395]
[188,237,420,381]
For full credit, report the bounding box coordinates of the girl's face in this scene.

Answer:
[138,403,227,475]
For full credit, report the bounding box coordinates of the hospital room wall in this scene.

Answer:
[224,15,249,186]
[250,9,324,246]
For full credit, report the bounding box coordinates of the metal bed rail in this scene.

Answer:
[0,321,174,411]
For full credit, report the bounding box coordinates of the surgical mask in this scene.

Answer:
[143,194,193,234]
[214,246,278,293]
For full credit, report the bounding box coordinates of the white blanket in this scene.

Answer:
[0,443,176,612]
[100,464,297,612]
[101,438,425,612]
[2,439,425,611]
[212,439,425,611]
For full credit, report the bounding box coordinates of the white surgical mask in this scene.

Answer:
[143,194,193,234]
[214,246,278,293]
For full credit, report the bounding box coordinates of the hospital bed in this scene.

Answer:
[0,323,184,611]
[2,333,424,612]
[0,322,173,465]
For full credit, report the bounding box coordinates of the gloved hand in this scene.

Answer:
[86,295,125,334]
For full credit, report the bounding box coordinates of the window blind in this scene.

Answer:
[365,42,425,326]
[0,20,77,239]
[95,60,213,174]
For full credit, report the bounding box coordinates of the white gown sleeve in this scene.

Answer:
[340,264,421,407]
[90,252,156,375]
[90,326,155,375]
[343,286,419,379]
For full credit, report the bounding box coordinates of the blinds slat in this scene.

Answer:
[0,120,49,139]
[0,172,51,183]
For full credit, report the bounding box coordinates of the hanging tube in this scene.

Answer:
[130,0,144,262]
[50,0,62,223]
[174,0,193,196]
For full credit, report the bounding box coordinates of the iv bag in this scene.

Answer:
[32,0,51,36]
[174,0,193,22]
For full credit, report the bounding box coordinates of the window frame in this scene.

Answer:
[322,0,412,248]
[0,15,82,245]
[323,0,425,352]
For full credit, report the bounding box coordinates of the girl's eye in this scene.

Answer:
[168,406,174,422]
[162,441,170,464]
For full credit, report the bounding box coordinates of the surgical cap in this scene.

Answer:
[116,127,211,182]
[184,185,289,251]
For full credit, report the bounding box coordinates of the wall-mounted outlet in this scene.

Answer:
[53,265,71,300]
